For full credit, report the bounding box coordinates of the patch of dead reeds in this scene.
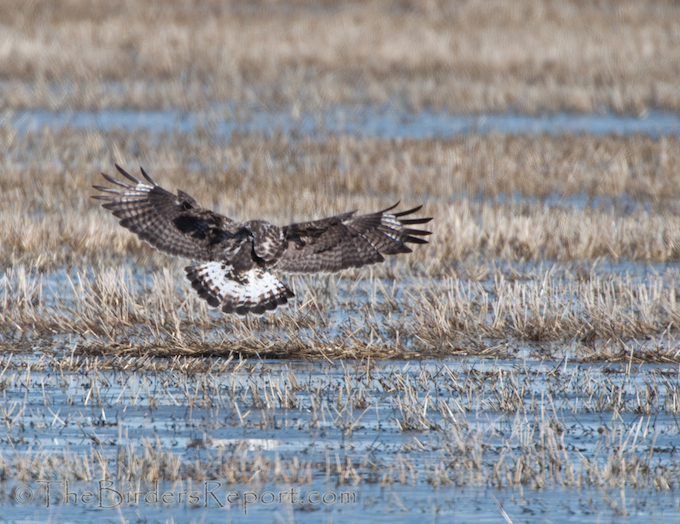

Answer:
[2,128,680,360]
[2,261,680,362]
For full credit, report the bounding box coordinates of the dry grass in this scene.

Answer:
[0,0,679,113]
[2,0,679,510]
[2,260,680,362]
[3,128,680,271]
[2,128,680,359]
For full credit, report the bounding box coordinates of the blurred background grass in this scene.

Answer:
[0,0,678,113]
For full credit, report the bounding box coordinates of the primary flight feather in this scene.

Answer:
[93,165,432,316]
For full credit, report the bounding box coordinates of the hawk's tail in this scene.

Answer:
[185,262,294,316]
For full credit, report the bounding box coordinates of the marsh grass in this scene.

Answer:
[2,1,680,512]
[1,0,679,114]
[3,128,680,360]
[3,128,680,271]
[2,261,680,363]
[0,356,678,494]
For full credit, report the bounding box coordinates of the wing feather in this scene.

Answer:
[92,165,236,260]
[275,203,432,273]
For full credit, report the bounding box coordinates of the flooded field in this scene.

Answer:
[2,351,680,523]
[3,119,680,524]
[3,0,680,522]
[3,247,680,523]
[3,124,680,524]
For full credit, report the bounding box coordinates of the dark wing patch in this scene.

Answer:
[93,165,236,260]
[275,203,432,273]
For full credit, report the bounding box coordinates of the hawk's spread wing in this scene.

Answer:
[275,203,432,273]
[93,165,236,261]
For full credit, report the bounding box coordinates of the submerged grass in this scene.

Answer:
[1,0,679,513]
[2,262,680,363]
[0,356,678,496]
[3,128,680,271]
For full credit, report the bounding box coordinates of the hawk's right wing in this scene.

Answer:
[93,165,236,261]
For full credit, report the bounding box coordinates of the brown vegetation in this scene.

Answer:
[0,0,678,113]
[1,0,679,510]
[2,128,680,360]
[3,128,680,271]
[2,260,680,362]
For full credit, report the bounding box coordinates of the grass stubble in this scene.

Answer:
[2,0,680,515]
[2,128,680,361]
[2,128,680,516]
[0,355,679,514]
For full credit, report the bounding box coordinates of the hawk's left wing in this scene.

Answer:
[274,203,432,273]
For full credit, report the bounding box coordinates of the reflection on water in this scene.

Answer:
[7,106,680,139]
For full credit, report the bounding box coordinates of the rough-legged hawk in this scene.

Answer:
[93,165,432,315]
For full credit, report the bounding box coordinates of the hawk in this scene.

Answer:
[93,165,432,316]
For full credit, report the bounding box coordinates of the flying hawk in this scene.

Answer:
[93,165,432,316]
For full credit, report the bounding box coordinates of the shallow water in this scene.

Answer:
[6,482,679,523]
[3,261,680,523]
[5,259,680,355]
[1,357,678,523]
[8,106,680,139]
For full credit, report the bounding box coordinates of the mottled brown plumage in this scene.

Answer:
[93,165,432,315]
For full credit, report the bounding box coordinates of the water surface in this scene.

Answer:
[8,106,680,139]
